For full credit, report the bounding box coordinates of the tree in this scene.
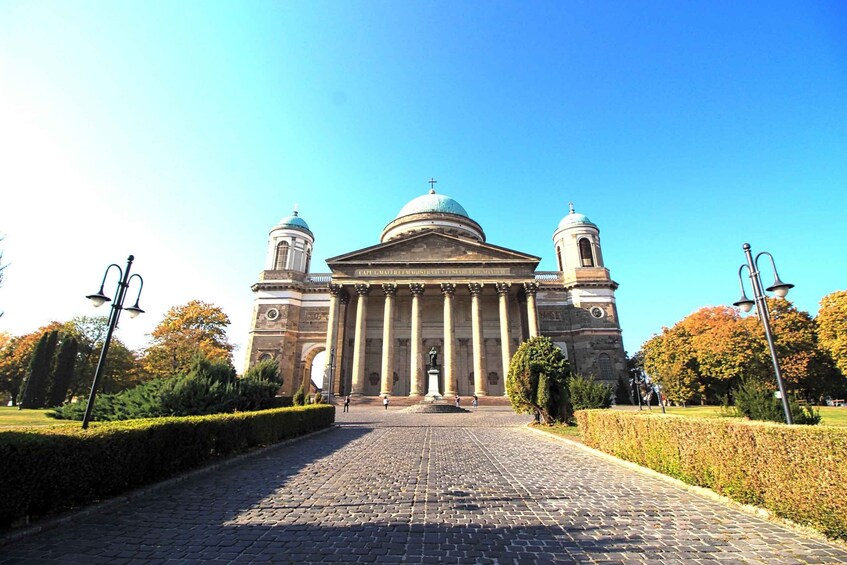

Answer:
[766,298,840,397]
[143,301,234,378]
[20,330,59,408]
[506,336,572,423]
[63,316,145,399]
[47,336,78,406]
[817,290,847,378]
[642,326,703,405]
[0,322,63,405]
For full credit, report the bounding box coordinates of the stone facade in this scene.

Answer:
[245,192,627,397]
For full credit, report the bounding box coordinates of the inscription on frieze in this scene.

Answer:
[540,310,562,321]
[354,267,511,277]
[305,312,329,321]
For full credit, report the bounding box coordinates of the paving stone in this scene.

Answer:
[2,406,847,564]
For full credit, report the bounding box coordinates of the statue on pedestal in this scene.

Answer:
[428,347,438,369]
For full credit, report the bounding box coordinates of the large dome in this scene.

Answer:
[395,189,469,219]
[381,188,484,242]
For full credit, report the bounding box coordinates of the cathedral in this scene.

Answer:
[244,186,627,398]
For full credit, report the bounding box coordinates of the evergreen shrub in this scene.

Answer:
[293,385,306,406]
[0,405,334,528]
[731,378,821,425]
[569,374,613,410]
[575,409,847,541]
[50,358,283,421]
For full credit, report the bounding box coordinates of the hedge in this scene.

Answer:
[575,410,847,541]
[0,405,334,529]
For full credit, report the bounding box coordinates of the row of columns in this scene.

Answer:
[324,281,540,397]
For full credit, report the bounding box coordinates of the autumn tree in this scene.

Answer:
[765,298,840,396]
[143,300,234,378]
[642,325,703,405]
[817,290,847,378]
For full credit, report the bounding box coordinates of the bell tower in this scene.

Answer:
[265,207,314,275]
[546,202,625,386]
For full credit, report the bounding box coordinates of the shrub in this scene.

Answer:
[0,405,335,528]
[575,410,847,541]
[506,336,571,423]
[50,358,284,421]
[314,392,323,404]
[293,385,306,406]
[569,374,613,410]
[731,378,821,425]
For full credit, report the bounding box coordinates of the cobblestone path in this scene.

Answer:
[3,407,846,564]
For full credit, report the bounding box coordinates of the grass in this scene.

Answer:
[626,404,847,427]
[531,422,583,442]
[0,406,59,428]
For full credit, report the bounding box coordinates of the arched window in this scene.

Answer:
[556,245,563,271]
[275,241,290,270]
[578,238,594,267]
[598,353,613,379]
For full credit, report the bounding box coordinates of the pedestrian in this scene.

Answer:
[455,395,460,408]
[343,394,350,413]
[472,394,478,409]
[383,395,389,410]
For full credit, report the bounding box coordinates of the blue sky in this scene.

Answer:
[1,1,845,370]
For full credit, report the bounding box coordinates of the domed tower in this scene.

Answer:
[265,207,314,275]
[380,187,486,242]
[552,203,603,272]
[546,202,625,387]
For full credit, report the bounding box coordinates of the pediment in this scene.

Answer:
[326,231,540,268]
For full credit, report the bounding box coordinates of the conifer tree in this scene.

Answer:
[20,330,59,408]
[48,336,78,406]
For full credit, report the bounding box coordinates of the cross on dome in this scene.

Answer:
[428,177,437,194]
[569,202,575,214]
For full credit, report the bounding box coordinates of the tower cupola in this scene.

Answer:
[265,206,315,273]
[552,202,604,272]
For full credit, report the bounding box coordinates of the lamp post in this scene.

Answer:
[733,243,794,425]
[82,255,144,429]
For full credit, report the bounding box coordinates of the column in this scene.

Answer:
[469,283,488,396]
[524,282,540,338]
[441,283,457,396]
[350,284,370,395]
[379,284,397,396]
[334,291,349,396]
[496,282,512,395]
[323,284,342,400]
[409,283,425,396]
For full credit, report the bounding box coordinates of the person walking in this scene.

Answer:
[383,395,389,410]
[343,394,350,412]
[472,394,479,409]
[455,395,460,408]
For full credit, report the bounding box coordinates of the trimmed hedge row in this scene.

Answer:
[0,405,334,529]
[575,410,847,541]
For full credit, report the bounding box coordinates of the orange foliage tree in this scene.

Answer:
[817,290,847,379]
[142,300,234,378]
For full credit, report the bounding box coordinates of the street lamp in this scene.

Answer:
[733,243,794,424]
[82,255,144,429]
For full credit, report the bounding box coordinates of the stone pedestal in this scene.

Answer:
[425,368,442,400]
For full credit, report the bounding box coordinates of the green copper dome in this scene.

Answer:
[395,189,470,219]
[557,203,596,229]
[276,210,313,235]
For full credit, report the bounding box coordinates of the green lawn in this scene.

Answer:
[633,404,847,427]
[0,406,61,428]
